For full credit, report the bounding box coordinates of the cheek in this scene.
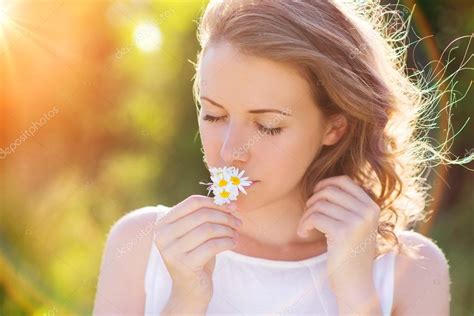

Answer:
[258,137,301,177]
[271,132,319,177]
[199,125,222,154]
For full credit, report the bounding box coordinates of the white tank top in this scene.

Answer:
[144,204,396,315]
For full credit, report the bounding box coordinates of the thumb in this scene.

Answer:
[297,218,309,237]
[297,206,312,235]
[205,256,216,274]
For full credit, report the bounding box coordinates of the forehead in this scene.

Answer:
[199,42,313,112]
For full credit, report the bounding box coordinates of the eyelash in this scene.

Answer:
[202,114,283,136]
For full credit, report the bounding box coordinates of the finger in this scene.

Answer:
[155,208,241,248]
[161,195,237,225]
[171,223,237,254]
[305,185,365,218]
[299,211,340,236]
[184,237,236,267]
[314,175,374,206]
[302,200,360,225]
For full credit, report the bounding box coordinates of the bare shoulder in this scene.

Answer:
[100,204,172,268]
[93,204,172,315]
[107,205,172,248]
[392,230,451,316]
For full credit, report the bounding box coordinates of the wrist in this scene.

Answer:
[166,288,211,313]
[335,284,382,315]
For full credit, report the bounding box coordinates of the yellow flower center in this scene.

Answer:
[218,179,228,187]
[219,190,230,198]
[230,176,240,185]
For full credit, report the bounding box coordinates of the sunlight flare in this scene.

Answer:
[134,22,161,52]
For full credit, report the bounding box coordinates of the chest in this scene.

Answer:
[209,260,339,315]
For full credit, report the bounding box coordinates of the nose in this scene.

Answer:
[220,119,250,164]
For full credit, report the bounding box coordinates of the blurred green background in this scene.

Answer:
[0,0,472,315]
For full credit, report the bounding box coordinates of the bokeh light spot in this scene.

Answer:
[134,22,161,52]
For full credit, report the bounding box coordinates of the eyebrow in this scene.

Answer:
[200,96,292,116]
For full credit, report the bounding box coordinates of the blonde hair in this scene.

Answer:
[192,0,473,257]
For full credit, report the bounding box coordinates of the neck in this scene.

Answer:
[231,192,327,257]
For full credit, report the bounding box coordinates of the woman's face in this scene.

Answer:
[198,41,342,209]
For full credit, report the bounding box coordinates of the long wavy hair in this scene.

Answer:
[192,0,473,257]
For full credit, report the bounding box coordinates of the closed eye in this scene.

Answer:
[201,114,283,136]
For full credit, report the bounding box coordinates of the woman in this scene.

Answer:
[94,0,456,314]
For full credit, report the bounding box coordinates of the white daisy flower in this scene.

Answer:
[227,166,252,195]
[199,166,253,205]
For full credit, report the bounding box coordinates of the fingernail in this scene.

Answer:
[226,202,237,211]
[298,228,307,237]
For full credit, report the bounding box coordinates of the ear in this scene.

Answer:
[322,114,347,146]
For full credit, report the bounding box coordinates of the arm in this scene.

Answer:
[393,231,451,316]
[93,206,159,315]
[161,291,210,315]
[335,283,383,315]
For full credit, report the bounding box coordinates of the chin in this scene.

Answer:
[233,194,265,213]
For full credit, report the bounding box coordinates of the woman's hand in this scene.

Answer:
[154,195,242,305]
[297,175,381,301]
